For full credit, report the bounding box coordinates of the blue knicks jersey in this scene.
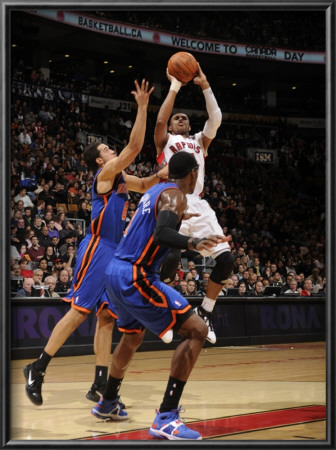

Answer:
[114,182,180,273]
[88,169,129,244]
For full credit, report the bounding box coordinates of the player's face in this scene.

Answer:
[169,113,190,135]
[97,144,117,163]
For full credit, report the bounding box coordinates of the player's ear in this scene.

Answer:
[95,156,104,166]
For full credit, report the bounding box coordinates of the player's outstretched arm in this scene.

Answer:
[124,165,169,194]
[154,69,182,155]
[193,64,222,151]
[104,79,153,177]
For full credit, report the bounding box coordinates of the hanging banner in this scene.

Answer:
[28,10,325,64]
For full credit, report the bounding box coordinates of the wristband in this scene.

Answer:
[191,238,202,250]
[169,79,182,93]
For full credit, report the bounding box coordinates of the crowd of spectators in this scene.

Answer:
[91,10,325,51]
[10,52,326,298]
[12,9,325,119]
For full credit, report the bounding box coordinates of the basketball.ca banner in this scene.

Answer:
[28,10,325,65]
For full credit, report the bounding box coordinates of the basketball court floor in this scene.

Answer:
[10,341,326,442]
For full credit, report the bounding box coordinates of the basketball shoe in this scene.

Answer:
[86,382,106,402]
[91,396,128,421]
[23,363,45,406]
[194,305,216,344]
[149,406,202,440]
[86,382,126,409]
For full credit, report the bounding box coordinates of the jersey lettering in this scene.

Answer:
[121,201,129,220]
[168,142,201,154]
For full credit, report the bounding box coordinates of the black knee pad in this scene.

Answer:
[160,249,182,283]
[210,251,236,285]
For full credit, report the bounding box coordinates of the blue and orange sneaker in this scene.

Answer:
[91,396,128,421]
[149,406,201,440]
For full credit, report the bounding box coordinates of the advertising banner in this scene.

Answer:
[29,10,325,65]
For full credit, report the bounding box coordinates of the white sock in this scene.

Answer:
[201,297,216,313]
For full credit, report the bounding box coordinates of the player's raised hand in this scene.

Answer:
[193,63,210,90]
[131,79,154,107]
[166,68,186,87]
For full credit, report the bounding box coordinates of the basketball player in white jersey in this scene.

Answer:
[154,63,235,344]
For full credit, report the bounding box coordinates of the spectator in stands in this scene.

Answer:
[14,200,25,216]
[77,201,90,228]
[17,243,30,262]
[238,283,247,297]
[15,277,34,297]
[296,272,305,290]
[49,236,60,258]
[282,273,294,292]
[186,280,199,296]
[28,236,45,266]
[285,257,297,275]
[311,275,325,294]
[47,220,59,240]
[246,273,257,293]
[185,260,196,273]
[45,204,56,220]
[221,277,234,296]
[31,215,44,237]
[310,267,322,290]
[300,278,313,296]
[236,263,245,281]
[231,274,239,287]
[198,279,209,297]
[174,279,188,296]
[44,275,60,298]
[11,263,23,292]
[31,268,47,296]
[32,200,46,219]
[52,258,64,276]
[38,184,56,208]
[18,129,32,146]
[23,206,34,228]
[54,212,67,232]
[14,187,34,208]
[38,225,52,248]
[283,279,301,295]
[190,268,200,288]
[238,269,250,289]
[18,257,33,278]
[251,280,264,297]
[68,180,81,204]
[301,254,315,278]
[38,258,50,281]
[251,256,262,276]
[270,271,284,287]
[43,245,56,273]
[175,261,185,281]
[61,244,77,268]
[55,269,71,293]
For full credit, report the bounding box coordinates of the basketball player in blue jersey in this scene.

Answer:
[91,152,229,440]
[23,79,168,408]
[154,63,236,345]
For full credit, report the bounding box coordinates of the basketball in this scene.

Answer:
[167,52,199,83]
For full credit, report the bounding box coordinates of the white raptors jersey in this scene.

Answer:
[162,132,206,196]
